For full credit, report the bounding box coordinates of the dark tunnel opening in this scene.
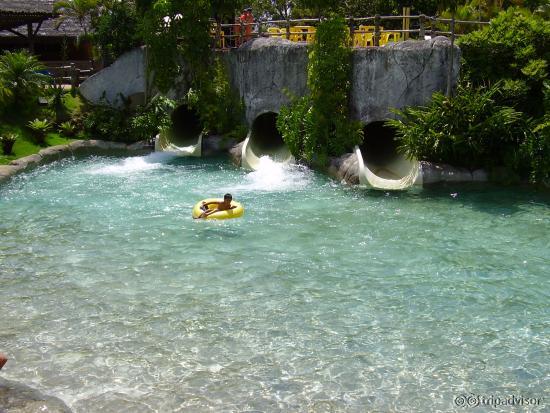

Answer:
[360,121,400,166]
[250,112,285,153]
[170,104,202,143]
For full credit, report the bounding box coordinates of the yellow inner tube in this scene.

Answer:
[192,198,244,220]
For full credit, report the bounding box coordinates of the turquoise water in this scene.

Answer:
[0,154,549,412]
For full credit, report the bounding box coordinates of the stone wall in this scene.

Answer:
[80,37,460,126]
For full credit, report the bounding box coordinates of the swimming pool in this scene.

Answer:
[1,154,548,412]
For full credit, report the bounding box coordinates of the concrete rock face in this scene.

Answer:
[79,47,146,107]
[81,37,459,127]
[351,37,460,123]
[225,37,309,125]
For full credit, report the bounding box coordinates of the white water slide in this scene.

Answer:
[241,112,294,171]
[241,133,294,170]
[155,130,202,157]
[354,145,422,190]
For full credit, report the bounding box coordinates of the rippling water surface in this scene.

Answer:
[1,154,549,412]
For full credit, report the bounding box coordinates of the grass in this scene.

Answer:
[0,94,83,165]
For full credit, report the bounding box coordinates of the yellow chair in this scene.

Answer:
[380,31,401,46]
[289,26,305,42]
[353,31,365,47]
[296,26,316,43]
[267,27,282,38]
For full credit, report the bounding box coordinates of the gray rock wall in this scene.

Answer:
[79,47,146,107]
[225,38,309,125]
[351,37,460,123]
[80,37,460,125]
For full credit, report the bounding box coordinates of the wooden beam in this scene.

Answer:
[33,20,43,36]
[27,22,34,53]
[7,28,27,39]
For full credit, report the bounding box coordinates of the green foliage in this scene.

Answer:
[277,16,362,166]
[388,83,534,173]
[82,96,176,142]
[0,133,17,155]
[142,0,211,93]
[28,119,53,145]
[143,0,245,137]
[458,7,550,116]
[0,50,49,113]
[93,0,142,62]
[522,119,550,185]
[131,95,177,141]
[58,121,76,137]
[54,0,100,36]
[186,57,246,138]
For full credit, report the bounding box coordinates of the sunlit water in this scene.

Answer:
[1,154,549,412]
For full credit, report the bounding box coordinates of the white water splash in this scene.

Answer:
[87,152,177,175]
[233,156,312,192]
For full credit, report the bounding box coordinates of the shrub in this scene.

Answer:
[522,120,550,185]
[458,7,550,116]
[0,133,17,155]
[277,16,363,166]
[0,50,49,114]
[28,119,53,145]
[387,83,532,171]
[83,95,177,143]
[58,121,76,137]
[93,0,142,63]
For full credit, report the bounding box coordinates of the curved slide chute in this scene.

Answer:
[355,122,422,190]
[155,104,202,157]
[155,130,203,157]
[241,112,294,170]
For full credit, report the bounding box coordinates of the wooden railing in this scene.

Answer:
[43,60,99,87]
[210,14,490,50]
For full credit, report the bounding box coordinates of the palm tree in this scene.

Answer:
[53,0,101,36]
[0,51,49,108]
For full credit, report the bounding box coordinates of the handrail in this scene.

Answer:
[209,13,489,49]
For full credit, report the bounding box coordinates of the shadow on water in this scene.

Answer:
[352,182,550,216]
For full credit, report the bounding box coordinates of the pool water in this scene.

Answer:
[1,154,548,412]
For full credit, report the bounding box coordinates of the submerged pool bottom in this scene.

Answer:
[0,155,548,412]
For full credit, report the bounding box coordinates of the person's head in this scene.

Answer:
[224,193,232,204]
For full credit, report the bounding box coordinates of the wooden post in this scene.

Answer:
[374,14,380,47]
[446,13,456,97]
[349,18,355,47]
[419,14,425,39]
[27,23,35,53]
[286,17,290,40]
[70,63,78,89]
[258,17,263,37]
[402,7,411,40]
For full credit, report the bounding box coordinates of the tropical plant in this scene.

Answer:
[0,133,17,155]
[28,119,53,145]
[277,16,362,166]
[53,0,100,36]
[130,95,176,141]
[58,121,76,137]
[458,7,550,116]
[93,0,142,63]
[0,50,49,111]
[387,83,533,171]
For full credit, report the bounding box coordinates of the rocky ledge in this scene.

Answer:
[328,152,489,186]
[0,140,152,184]
[0,377,72,413]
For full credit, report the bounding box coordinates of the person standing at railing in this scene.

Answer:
[241,7,254,42]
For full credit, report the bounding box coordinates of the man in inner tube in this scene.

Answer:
[197,193,236,218]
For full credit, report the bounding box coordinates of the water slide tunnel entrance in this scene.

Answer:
[355,121,421,190]
[155,104,203,156]
[241,112,294,170]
